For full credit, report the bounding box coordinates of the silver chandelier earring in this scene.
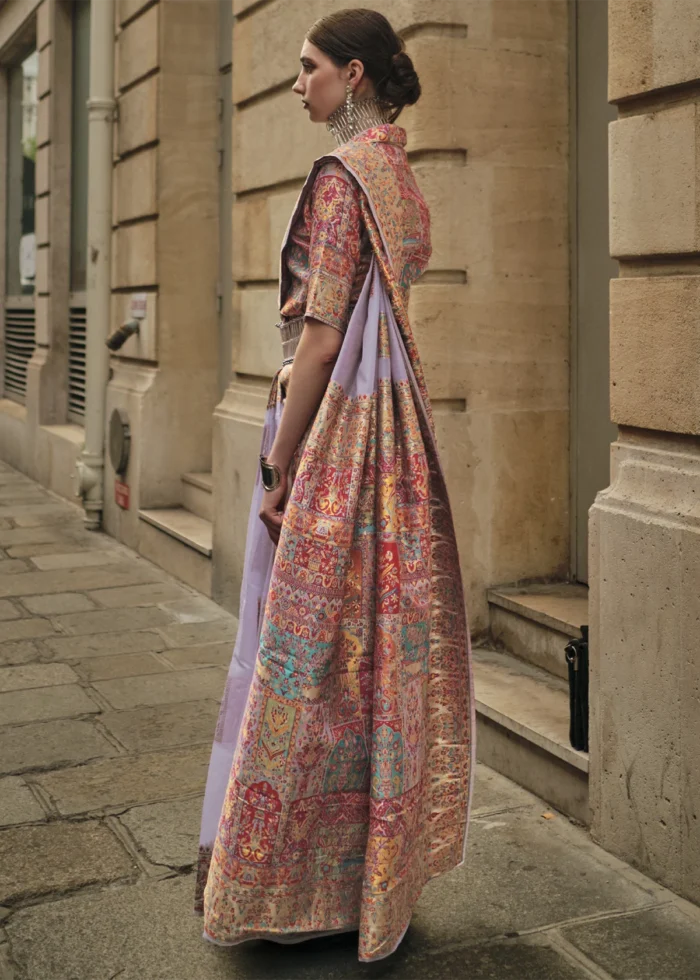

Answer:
[345,83,354,116]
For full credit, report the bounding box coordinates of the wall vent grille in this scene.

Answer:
[3,305,35,403]
[68,305,87,422]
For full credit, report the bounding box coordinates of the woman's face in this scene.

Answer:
[292,39,363,123]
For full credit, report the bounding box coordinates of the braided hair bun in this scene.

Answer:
[381,50,421,111]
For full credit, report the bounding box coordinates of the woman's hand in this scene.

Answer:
[259,471,289,546]
[258,317,341,546]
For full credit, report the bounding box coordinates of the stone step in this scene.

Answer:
[487,583,588,681]
[473,645,589,825]
[181,472,213,523]
[138,508,212,597]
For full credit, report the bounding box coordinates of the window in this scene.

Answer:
[68,0,90,423]
[4,48,37,402]
[70,0,89,295]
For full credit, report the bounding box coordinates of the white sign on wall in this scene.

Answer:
[129,293,148,320]
[19,232,35,285]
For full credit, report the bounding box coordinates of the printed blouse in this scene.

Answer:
[279,159,372,333]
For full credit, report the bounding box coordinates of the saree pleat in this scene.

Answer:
[196,145,474,963]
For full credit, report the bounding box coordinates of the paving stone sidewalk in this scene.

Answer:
[1,462,700,980]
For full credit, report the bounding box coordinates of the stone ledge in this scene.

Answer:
[488,585,587,638]
[137,518,213,598]
[139,508,213,558]
[473,646,588,774]
[0,400,27,423]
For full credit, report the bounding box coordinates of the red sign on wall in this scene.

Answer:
[115,480,130,510]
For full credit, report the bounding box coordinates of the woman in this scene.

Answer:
[195,8,474,963]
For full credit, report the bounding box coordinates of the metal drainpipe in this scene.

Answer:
[75,0,115,530]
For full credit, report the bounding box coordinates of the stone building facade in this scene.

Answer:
[590,0,700,910]
[0,0,697,907]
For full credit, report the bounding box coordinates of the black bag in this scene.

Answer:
[564,625,589,752]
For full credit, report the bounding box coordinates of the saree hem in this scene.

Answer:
[202,922,409,964]
[202,925,359,948]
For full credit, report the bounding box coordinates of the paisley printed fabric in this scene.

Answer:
[196,124,474,963]
[280,159,372,332]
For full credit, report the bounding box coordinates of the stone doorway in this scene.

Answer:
[217,0,233,399]
[571,0,618,584]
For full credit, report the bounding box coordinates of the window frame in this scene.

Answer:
[2,30,39,405]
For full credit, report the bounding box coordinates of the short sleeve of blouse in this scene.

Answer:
[304,161,363,333]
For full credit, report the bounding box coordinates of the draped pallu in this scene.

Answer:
[196,129,475,963]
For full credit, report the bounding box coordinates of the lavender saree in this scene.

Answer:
[195,130,475,963]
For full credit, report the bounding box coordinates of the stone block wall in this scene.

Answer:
[213,0,571,627]
[590,0,700,906]
[104,0,221,547]
[29,0,73,428]
[0,0,80,498]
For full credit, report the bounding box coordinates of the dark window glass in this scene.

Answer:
[70,0,91,293]
[6,50,38,297]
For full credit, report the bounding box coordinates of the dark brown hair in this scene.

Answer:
[307,8,421,122]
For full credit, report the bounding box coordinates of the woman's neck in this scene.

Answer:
[326,96,390,146]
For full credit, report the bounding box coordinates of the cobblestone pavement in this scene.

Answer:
[2,462,700,980]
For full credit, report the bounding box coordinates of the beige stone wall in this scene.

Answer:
[0,0,223,540]
[0,0,83,500]
[213,0,570,627]
[103,0,221,547]
[30,0,71,427]
[590,0,700,904]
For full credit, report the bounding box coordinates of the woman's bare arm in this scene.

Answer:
[259,317,343,543]
[267,318,343,472]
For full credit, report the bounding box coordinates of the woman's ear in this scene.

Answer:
[347,58,365,86]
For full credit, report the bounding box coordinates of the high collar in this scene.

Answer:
[348,123,407,148]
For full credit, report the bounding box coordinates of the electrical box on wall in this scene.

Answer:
[109,407,131,510]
